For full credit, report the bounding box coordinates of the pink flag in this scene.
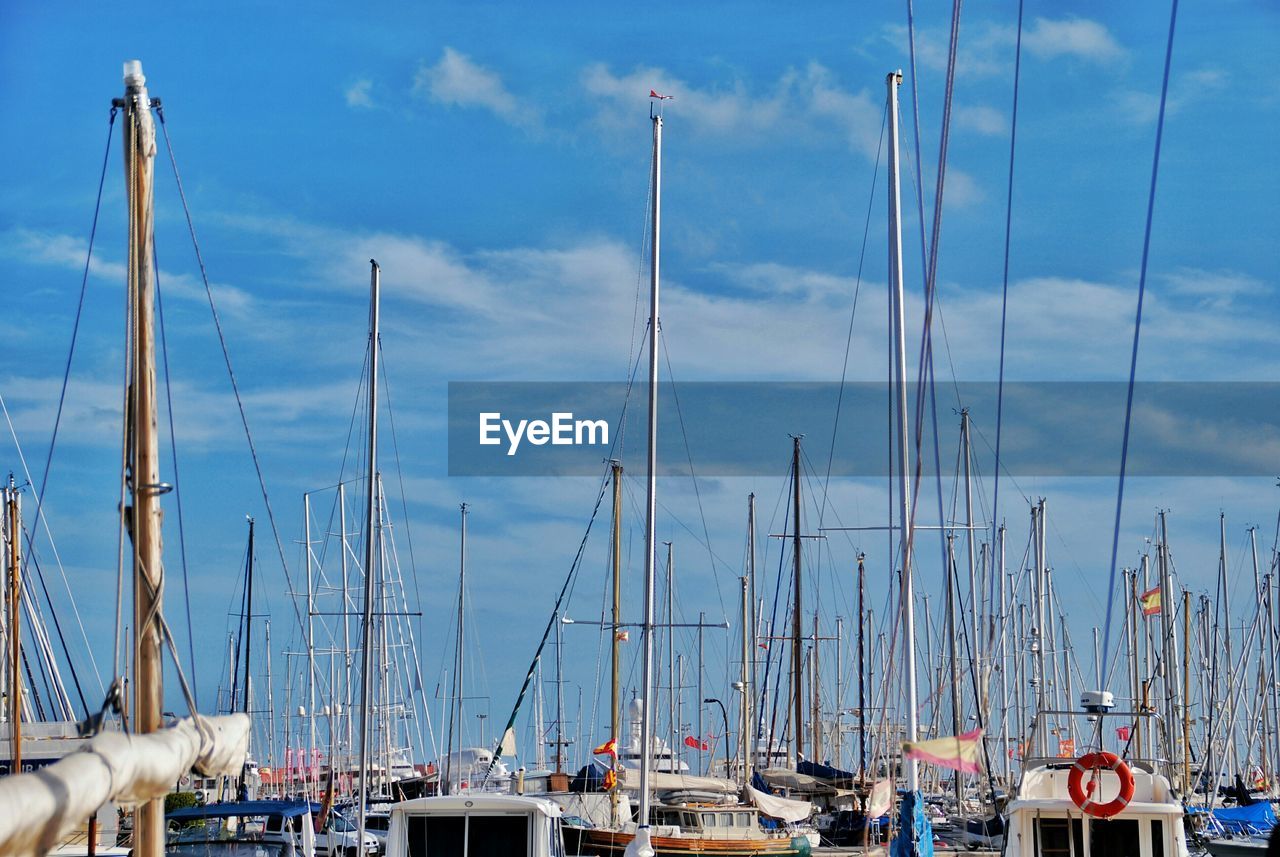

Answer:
[901,728,983,774]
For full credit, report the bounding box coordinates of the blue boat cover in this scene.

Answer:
[1187,801,1276,835]
[569,760,607,792]
[890,791,934,857]
[797,760,857,782]
[168,800,318,820]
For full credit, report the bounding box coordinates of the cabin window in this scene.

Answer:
[468,816,528,857]
[701,813,715,828]
[737,812,752,828]
[407,815,463,857]
[1089,819,1140,857]
[682,812,697,828]
[1151,819,1165,856]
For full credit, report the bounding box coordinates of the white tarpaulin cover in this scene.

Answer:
[747,784,814,823]
[619,768,738,794]
[622,828,654,857]
[0,714,250,857]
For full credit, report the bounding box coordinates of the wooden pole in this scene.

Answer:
[123,60,165,857]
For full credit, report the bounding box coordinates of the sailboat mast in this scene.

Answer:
[457,503,469,781]
[610,460,622,824]
[740,574,751,785]
[747,492,757,765]
[637,107,663,833]
[790,436,804,765]
[666,542,675,764]
[356,259,381,844]
[122,59,166,857]
[339,482,353,768]
[242,518,255,718]
[885,69,920,791]
[305,492,317,795]
[5,478,21,772]
[857,554,866,781]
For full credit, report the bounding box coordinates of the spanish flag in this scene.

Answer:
[1140,586,1161,616]
[902,728,984,774]
[592,738,618,757]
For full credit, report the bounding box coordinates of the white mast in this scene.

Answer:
[885,69,920,792]
[636,106,663,845]
[305,492,317,797]
[356,259,381,849]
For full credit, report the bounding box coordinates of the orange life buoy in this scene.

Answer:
[1068,751,1135,819]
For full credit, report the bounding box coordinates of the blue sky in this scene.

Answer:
[2,1,1278,765]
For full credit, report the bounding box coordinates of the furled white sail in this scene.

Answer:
[619,768,738,794]
[746,784,813,823]
[0,714,250,857]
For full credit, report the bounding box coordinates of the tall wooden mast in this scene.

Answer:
[122,58,165,857]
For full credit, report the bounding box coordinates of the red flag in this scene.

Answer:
[1116,726,1132,741]
[592,738,618,757]
[649,90,673,100]
[684,735,708,751]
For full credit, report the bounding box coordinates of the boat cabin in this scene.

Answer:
[387,795,566,857]
[650,805,761,839]
[1004,702,1190,857]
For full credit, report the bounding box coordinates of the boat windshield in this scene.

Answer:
[167,842,293,857]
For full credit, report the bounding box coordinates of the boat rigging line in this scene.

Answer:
[1100,0,1181,691]
[153,252,201,704]
[155,106,308,642]
[5,108,120,719]
[989,0,1024,614]
[659,338,729,620]
[817,101,887,536]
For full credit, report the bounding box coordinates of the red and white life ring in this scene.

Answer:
[1068,751,1135,819]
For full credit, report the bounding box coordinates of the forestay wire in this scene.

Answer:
[1101,0,1180,689]
[155,106,308,639]
[989,0,1024,634]
[14,108,121,717]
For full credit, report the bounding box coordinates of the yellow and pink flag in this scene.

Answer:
[902,728,984,774]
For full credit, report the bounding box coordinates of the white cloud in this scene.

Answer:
[582,62,882,158]
[1023,17,1125,63]
[345,78,373,109]
[413,47,535,129]
[1,228,254,316]
[1114,65,1228,125]
[881,16,1124,80]
[1162,268,1268,311]
[955,105,1006,136]
[942,169,985,208]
